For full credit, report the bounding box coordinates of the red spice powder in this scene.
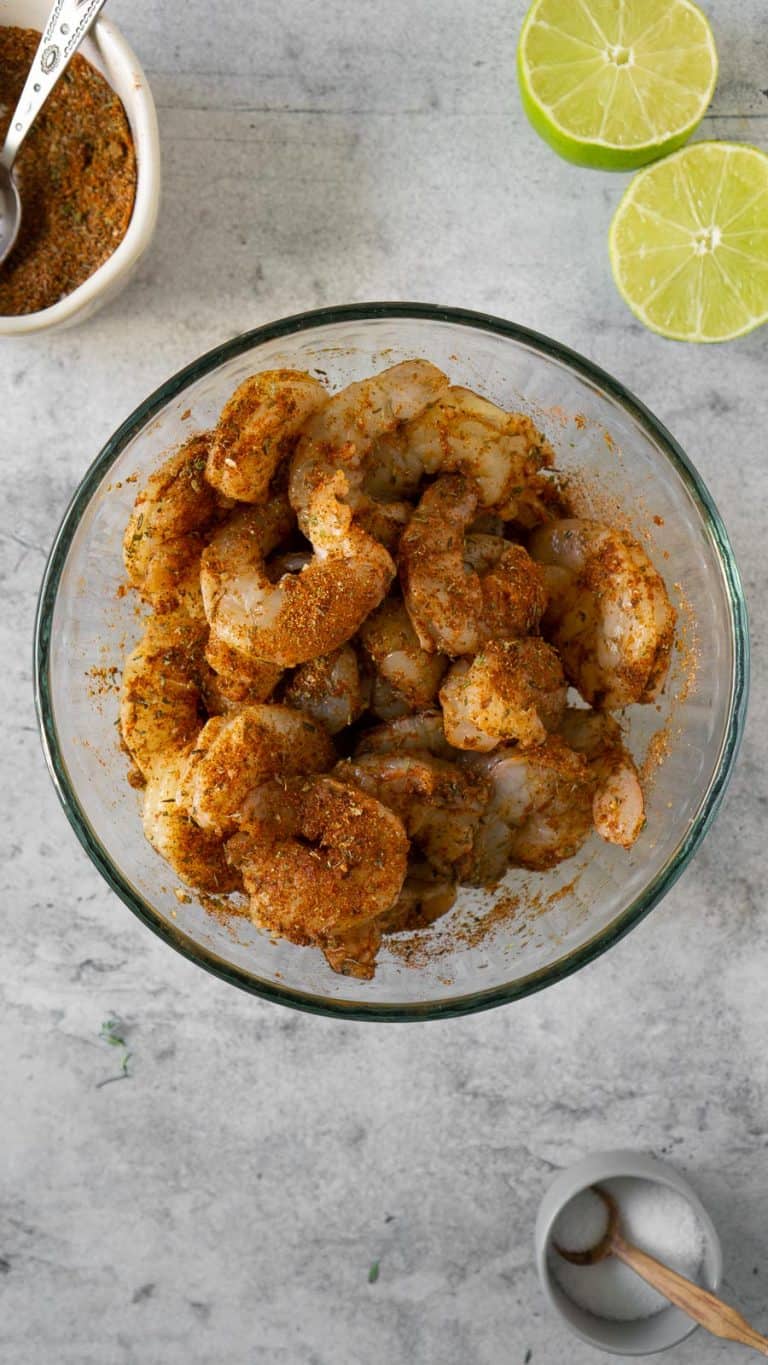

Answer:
[0,26,136,315]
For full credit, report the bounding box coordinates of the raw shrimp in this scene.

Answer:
[120,611,246,888]
[399,475,484,655]
[322,922,384,980]
[142,755,241,894]
[529,519,676,709]
[367,386,554,513]
[202,634,283,714]
[399,476,548,655]
[359,598,447,714]
[467,513,506,538]
[463,534,548,640]
[559,708,645,849]
[117,358,674,979]
[336,752,489,877]
[288,361,446,603]
[379,860,458,934]
[368,674,414,722]
[509,475,566,531]
[290,359,448,539]
[320,839,458,969]
[226,776,409,944]
[180,703,334,836]
[462,532,512,573]
[120,609,207,781]
[123,434,220,614]
[440,639,566,752]
[206,369,327,504]
[355,497,413,553]
[201,494,389,667]
[243,363,448,661]
[459,739,593,883]
[355,710,454,760]
[283,644,368,734]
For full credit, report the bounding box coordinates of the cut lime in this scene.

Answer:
[517,0,718,171]
[609,141,768,342]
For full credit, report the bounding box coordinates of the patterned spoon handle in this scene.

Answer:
[1,0,110,171]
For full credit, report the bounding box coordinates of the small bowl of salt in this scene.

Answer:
[535,1150,723,1355]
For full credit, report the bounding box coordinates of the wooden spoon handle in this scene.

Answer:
[613,1237,768,1355]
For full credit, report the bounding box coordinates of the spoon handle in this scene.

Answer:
[613,1235,768,1355]
[0,0,110,171]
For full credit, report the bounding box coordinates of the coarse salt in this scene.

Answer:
[550,1177,705,1321]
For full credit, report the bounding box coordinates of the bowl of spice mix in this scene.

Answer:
[0,2,160,335]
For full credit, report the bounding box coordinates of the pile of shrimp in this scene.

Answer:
[119,361,676,980]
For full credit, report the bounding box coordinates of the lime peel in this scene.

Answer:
[518,0,718,171]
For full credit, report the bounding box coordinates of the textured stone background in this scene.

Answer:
[2,2,767,1360]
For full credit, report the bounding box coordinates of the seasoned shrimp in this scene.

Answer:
[463,535,548,640]
[322,921,384,980]
[462,532,511,573]
[283,644,368,734]
[202,634,283,714]
[506,742,595,871]
[400,475,484,655]
[368,386,554,512]
[440,639,566,752]
[400,476,548,655]
[201,493,388,666]
[336,752,489,877]
[237,362,444,662]
[559,708,645,849]
[355,710,454,759]
[289,361,446,587]
[369,674,413,722]
[142,755,241,894]
[226,776,409,944]
[290,359,448,537]
[362,430,425,502]
[509,474,566,531]
[460,738,593,882]
[118,356,679,979]
[123,434,220,615]
[380,860,457,933]
[359,598,447,714]
[180,703,334,836]
[120,609,207,781]
[206,370,327,504]
[529,519,676,709]
[355,497,413,553]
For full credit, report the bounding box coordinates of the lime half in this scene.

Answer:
[609,141,768,342]
[518,0,718,171]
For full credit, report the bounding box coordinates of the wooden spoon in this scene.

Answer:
[555,1186,768,1355]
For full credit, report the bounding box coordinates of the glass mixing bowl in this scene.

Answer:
[34,305,748,1020]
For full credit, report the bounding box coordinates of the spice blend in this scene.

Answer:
[0,26,137,316]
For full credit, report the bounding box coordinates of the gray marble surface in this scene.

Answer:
[2,1,768,1360]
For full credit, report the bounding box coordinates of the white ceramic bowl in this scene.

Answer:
[535,1150,723,1356]
[0,1,160,336]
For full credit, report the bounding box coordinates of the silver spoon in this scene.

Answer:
[0,0,110,266]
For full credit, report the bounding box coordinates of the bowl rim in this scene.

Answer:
[0,12,160,336]
[33,302,750,1021]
